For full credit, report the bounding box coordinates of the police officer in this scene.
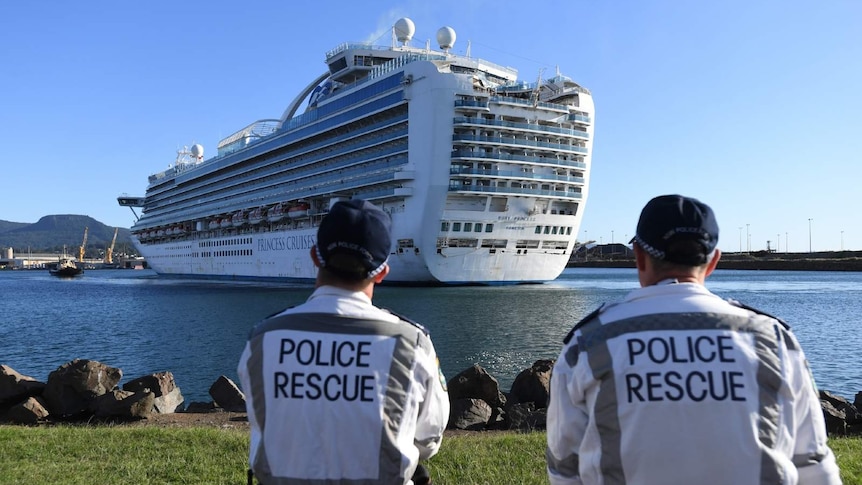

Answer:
[546,194,841,485]
[238,199,449,485]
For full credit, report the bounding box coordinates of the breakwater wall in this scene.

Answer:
[569,251,862,272]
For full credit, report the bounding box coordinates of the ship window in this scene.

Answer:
[552,227,558,235]
[535,226,542,234]
[453,222,462,232]
[567,227,572,235]
[544,226,550,234]
[441,222,450,231]
[475,223,483,232]
[463,223,472,232]
[485,224,493,233]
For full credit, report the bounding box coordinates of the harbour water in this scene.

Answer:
[1,268,859,403]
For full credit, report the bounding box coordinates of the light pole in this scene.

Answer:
[808,218,813,253]
[777,233,780,253]
[584,230,588,261]
[611,230,614,244]
[746,224,750,253]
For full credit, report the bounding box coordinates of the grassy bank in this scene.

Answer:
[1,426,860,484]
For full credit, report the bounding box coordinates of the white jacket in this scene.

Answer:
[238,286,450,485]
[547,280,842,485]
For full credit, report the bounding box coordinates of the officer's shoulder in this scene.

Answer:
[382,308,429,335]
[726,299,790,329]
[563,304,605,344]
[263,306,294,319]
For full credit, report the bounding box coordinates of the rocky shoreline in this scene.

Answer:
[2,359,861,436]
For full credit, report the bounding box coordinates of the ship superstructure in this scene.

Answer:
[119,18,595,284]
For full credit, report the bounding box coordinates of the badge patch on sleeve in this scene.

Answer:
[437,358,448,392]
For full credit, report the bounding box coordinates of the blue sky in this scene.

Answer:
[1,1,859,252]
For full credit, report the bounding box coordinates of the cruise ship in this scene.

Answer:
[118,18,595,284]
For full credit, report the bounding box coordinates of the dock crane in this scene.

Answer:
[105,227,118,264]
[78,226,88,262]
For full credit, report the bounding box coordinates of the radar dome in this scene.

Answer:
[436,26,456,50]
[191,144,204,159]
[394,18,415,44]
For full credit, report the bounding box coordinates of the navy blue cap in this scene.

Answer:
[630,194,719,266]
[316,199,391,278]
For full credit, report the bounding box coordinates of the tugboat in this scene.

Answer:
[49,255,83,277]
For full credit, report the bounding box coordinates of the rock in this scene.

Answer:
[448,398,492,430]
[184,401,219,413]
[42,359,123,418]
[0,365,46,407]
[820,390,861,423]
[93,390,155,420]
[821,399,847,436]
[123,371,184,413]
[209,376,246,412]
[5,396,50,424]
[509,359,553,408]
[447,364,506,408]
[506,402,547,431]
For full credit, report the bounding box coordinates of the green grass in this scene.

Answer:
[0,426,860,484]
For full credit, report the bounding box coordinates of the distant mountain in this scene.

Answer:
[0,215,134,257]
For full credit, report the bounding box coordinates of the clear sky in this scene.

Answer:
[1,1,859,252]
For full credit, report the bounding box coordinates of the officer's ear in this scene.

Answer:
[310,246,322,268]
[371,263,389,284]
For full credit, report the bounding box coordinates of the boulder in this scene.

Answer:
[447,364,506,408]
[123,371,184,413]
[93,390,155,420]
[0,365,46,406]
[821,399,847,436]
[209,376,246,412]
[5,396,50,424]
[184,401,219,413]
[506,402,547,431]
[42,359,122,418]
[509,359,554,408]
[448,398,492,430]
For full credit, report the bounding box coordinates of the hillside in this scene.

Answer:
[0,215,133,257]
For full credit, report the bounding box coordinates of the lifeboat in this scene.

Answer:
[267,203,285,222]
[287,202,310,218]
[219,218,232,229]
[231,210,247,227]
[249,207,266,225]
[209,219,221,230]
[156,228,165,237]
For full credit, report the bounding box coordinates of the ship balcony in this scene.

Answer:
[568,113,592,124]
[453,116,589,140]
[489,95,570,113]
[451,150,587,170]
[450,167,584,186]
[454,99,490,111]
[447,182,582,200]
[452,134,588,155]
